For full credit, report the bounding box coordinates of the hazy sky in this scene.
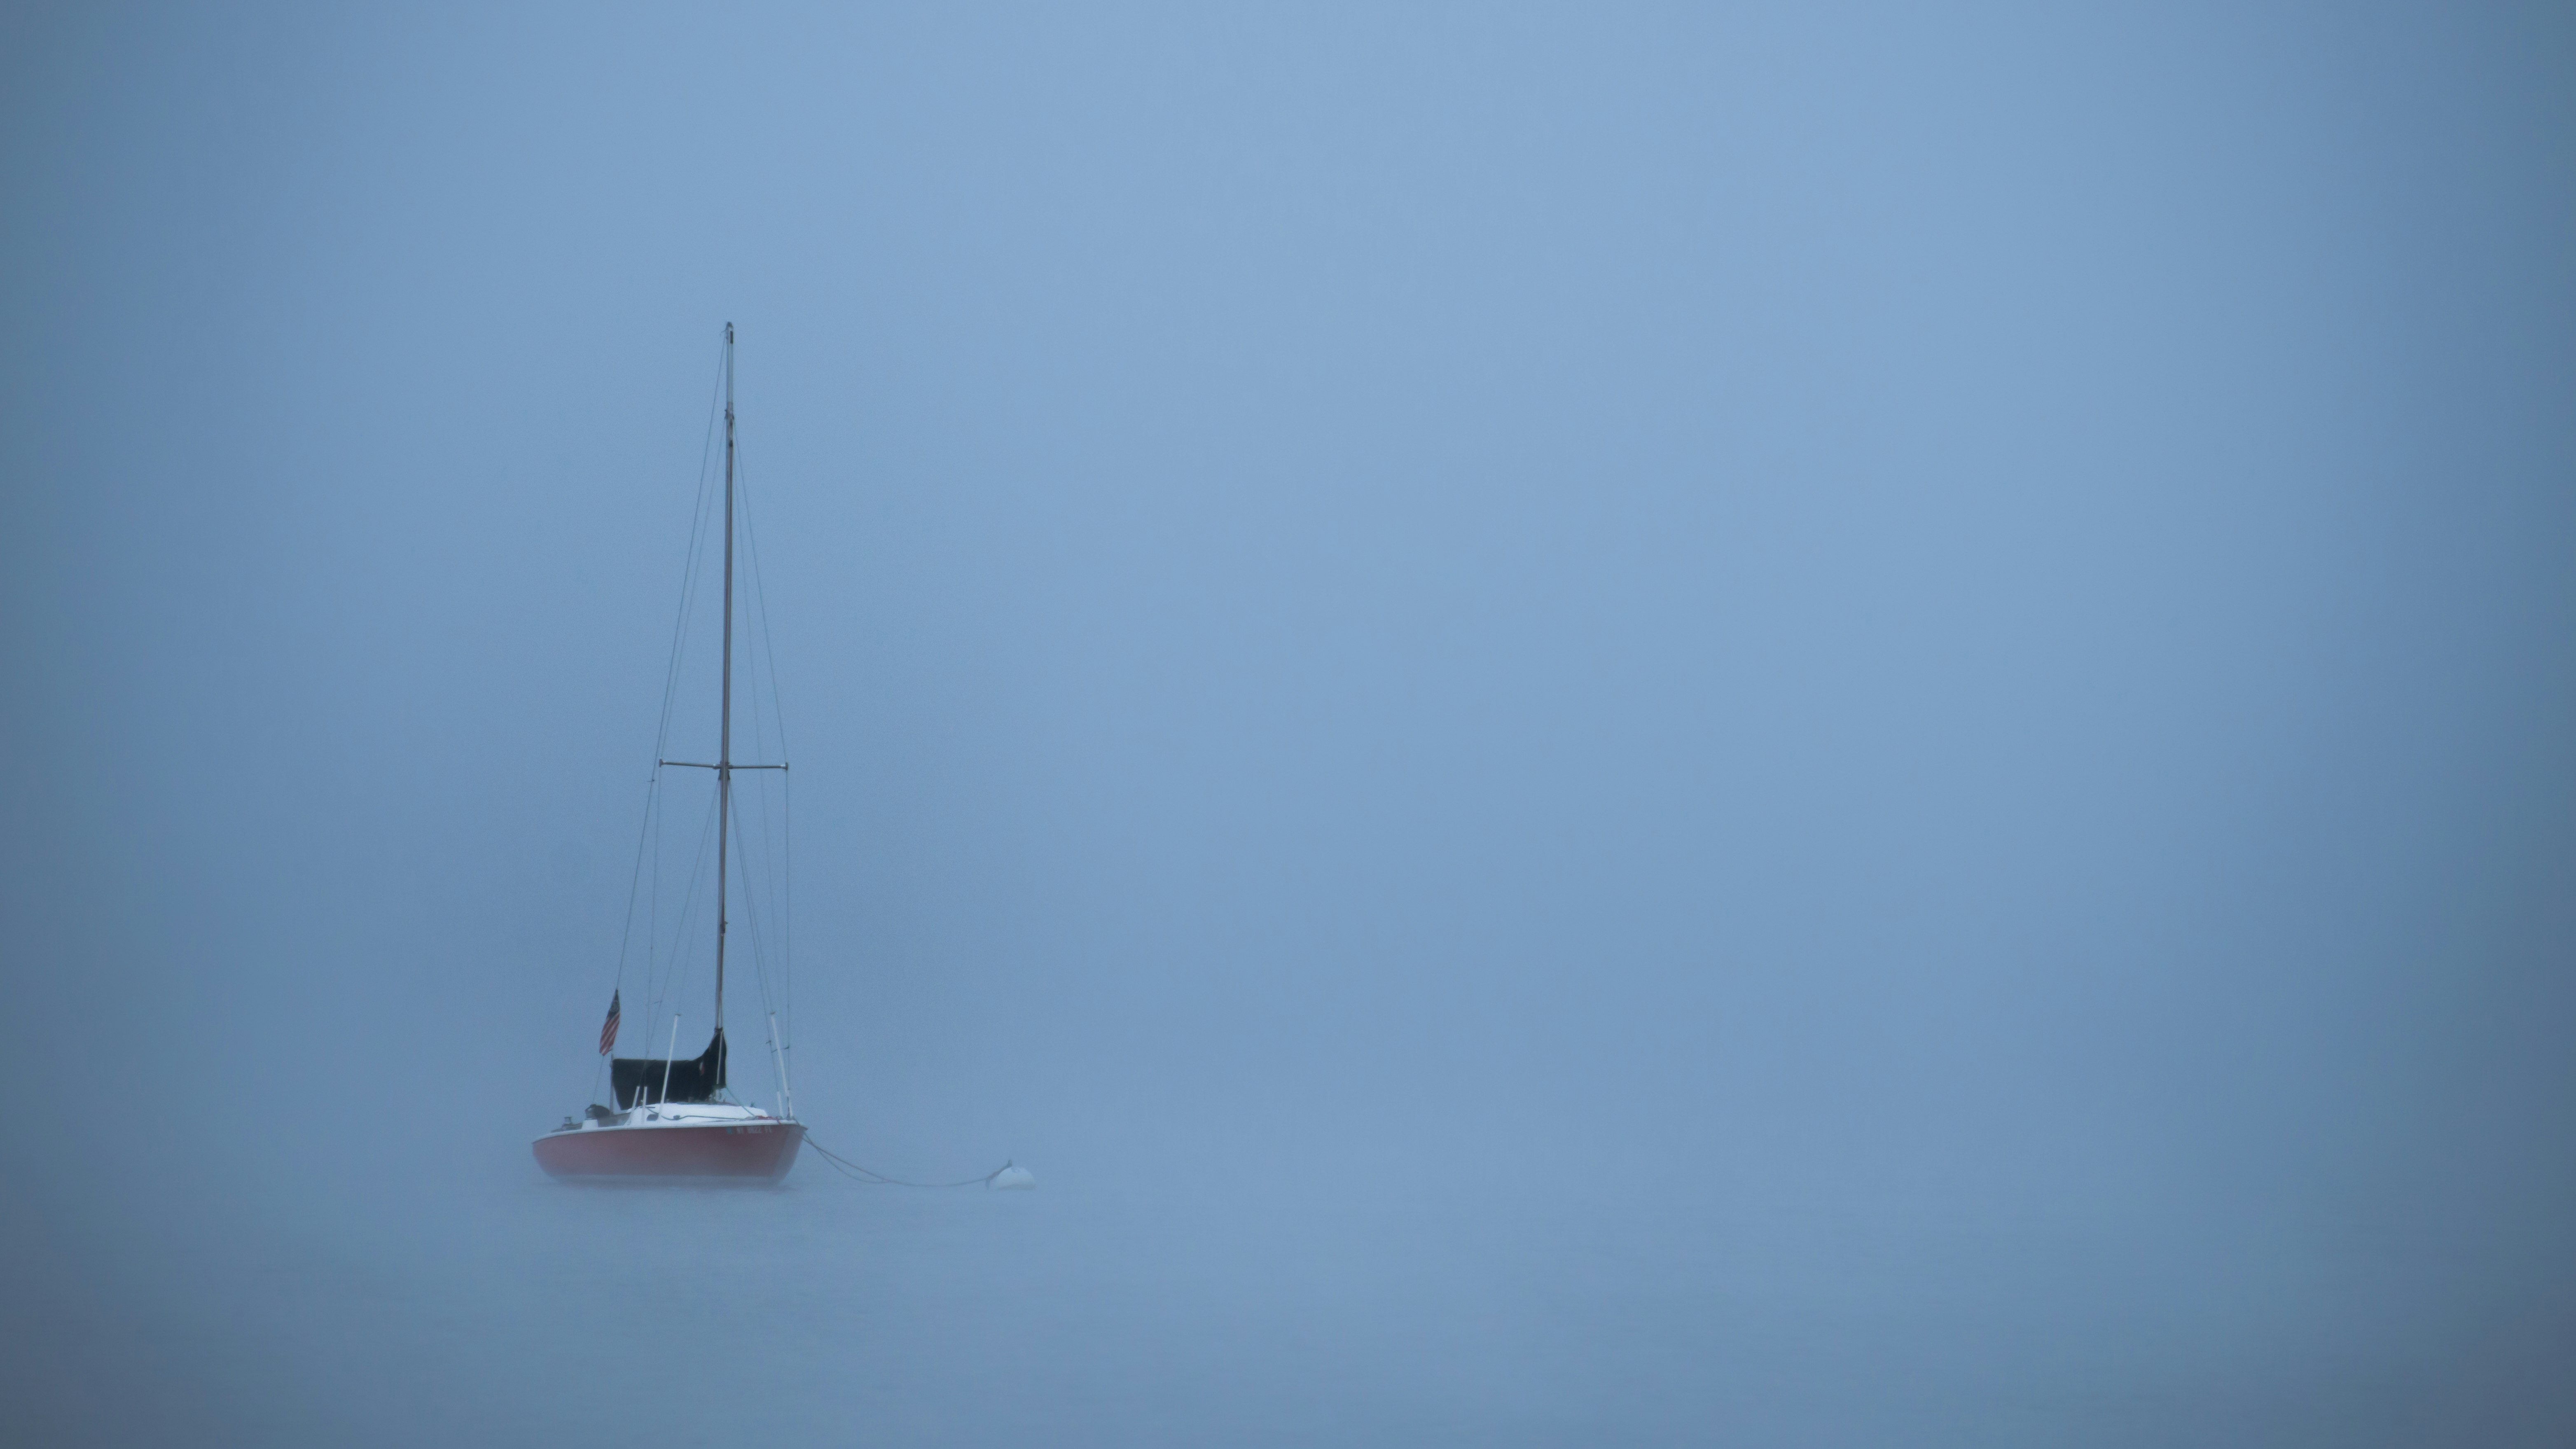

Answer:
[4,3,2572,1442]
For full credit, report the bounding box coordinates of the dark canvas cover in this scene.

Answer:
[612,1027,728,1107]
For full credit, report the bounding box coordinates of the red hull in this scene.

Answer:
[533,1121,805,1183]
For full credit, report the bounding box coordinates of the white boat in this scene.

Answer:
[535,324,806,1185]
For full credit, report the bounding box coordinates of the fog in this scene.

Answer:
[5,2,2573,1442]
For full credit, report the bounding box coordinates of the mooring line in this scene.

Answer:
[804,1136,1012,1188]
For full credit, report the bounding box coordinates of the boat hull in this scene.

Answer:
[533,1120,805,1184]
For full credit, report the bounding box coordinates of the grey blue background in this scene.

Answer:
[4,2,2572,1443]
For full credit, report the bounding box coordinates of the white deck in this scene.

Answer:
[555,1101,790,1132]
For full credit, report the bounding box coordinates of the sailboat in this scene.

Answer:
[534,323,806,1184]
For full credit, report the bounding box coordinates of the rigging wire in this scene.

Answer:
[673,786,725,1024]
[584,331,729,1104]
[592,767,660,1104]
[637,332,731,1057]
[728,798,778,1031]
[652,336,731,759]
[644,772,722,1049]
[739,454,792,994]
[734,444,797,1070]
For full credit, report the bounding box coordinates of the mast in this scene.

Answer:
[714,322,735,1042]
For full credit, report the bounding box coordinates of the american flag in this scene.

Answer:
[598,990,621,1056]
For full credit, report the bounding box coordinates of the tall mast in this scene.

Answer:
[714,322,736,1040]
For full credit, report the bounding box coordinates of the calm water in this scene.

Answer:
[28,1138,2569,1446]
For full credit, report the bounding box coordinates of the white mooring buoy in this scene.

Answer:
[989,1164,1036,1191]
